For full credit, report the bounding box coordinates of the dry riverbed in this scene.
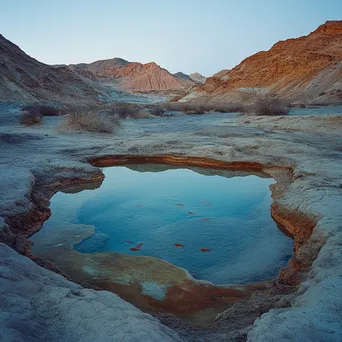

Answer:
[1,107,342,341]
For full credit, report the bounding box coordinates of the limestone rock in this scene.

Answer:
[0,243,182,342]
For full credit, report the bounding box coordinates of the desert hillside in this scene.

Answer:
[173,72,198,87]
[75,58,203,92]
[189,72,207,84]
[0,34,103,103]
[182,21,342,104]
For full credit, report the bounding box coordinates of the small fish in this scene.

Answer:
[136,204,143,207]
[136,243,143,248]
[188,211,195,215]
[130,247,140,252]
[174,243,184,248]
[125,240,134,244]
[177,203,184,206]
[200,218,210,221]
[201,248,210,252]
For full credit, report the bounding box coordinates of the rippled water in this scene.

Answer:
[35,165,293,285]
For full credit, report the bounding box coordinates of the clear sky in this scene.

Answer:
[1,0,341,76]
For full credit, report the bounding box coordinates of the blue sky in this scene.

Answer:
[1,0,341,76]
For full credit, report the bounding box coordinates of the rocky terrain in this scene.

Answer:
[0,104,342,340]
[189,72,207,84]
[0,36,171,104]
[73,58,204,92]
[181,21,342,105]
[0,34,118,104]
[0,242,182,342]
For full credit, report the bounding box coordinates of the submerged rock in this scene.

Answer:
[75,232,110,253]
[0,243,183,342]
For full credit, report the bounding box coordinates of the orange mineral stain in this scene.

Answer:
[174,243,184,248]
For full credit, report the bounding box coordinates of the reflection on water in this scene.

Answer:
[34,165,293,285]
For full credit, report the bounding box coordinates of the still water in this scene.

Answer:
[34,165,293,285]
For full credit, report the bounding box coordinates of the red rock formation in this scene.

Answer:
[79,59,197,92]
[185,21,342,104]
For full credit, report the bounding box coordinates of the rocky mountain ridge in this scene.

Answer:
[0,34,104,103]
[189,72,207,84]
[74,58,205,92]
[1,20,341,104]
[181,21,342,104]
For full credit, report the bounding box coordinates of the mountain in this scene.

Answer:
[173,72,198,87]
[83,58,130,73]
[189,72,206,84]
[0,33,196,102]
[181,21,342,104]
[76,59,198,92]
[0,34,103,103]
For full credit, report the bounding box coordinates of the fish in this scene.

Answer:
[174,243,184,248]
[200,248,210,252]
[125,240,134,244]
[177,203,184,206]
[136,243,143,248]
[200,218,210,221]
[188,211,195,215]
[130,247,140,252]
[136,204,143,207]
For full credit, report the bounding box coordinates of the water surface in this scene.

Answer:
[33,165,293,285]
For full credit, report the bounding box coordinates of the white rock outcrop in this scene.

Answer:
[0,243,182,342]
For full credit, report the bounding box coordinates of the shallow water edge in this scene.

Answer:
[4,154,319,325]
